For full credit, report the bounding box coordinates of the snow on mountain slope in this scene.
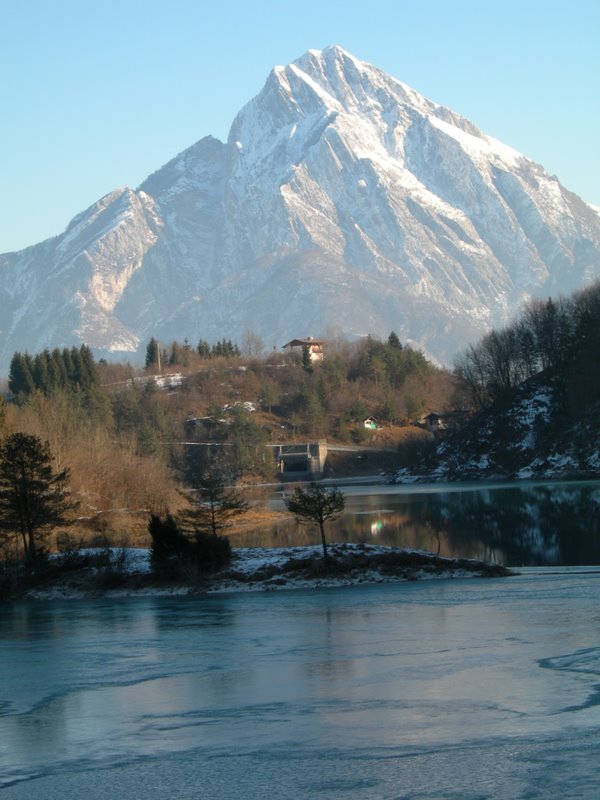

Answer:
[1,45,599,372]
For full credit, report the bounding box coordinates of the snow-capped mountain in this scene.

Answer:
[1,45,599,372]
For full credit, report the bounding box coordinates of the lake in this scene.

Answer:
[251,479,600,567]
[1,571,599,799]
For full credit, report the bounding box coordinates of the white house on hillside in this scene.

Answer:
[282,336,325,362]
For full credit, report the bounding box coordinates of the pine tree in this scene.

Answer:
[8,352,35,398]
[197,339,211,359]
[148,513,192,577]
[79,345,100,387]
[145,337,160,370]
[0,433,77,564]
[212,339,240,359]
[70,346,87,389]
[284,483,345,559]
[58,347,73,387]
[169,341,182,366]
[179,470,248,537]
[388,331,402,350]
[33,351,50,394]
[47,348,65,392]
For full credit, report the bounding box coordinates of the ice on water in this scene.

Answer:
[1,570,599,799]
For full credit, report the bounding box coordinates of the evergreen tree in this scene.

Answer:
[388,331,402,350]
[0,432,77,564]
[212,339,240,359]
[149,512,232,577]
[8,353,35,398]
[284,483,345,559]
[70,347,87,389]
[179,470,248,538]
[301,344,313,374]
[58,347,73,388]
[145,337,160,370]
[148,513,192,577]
[197,339,211,359]
[48,347,68,391]
[32,351,50,394]
[168,341,182,366]
[79,345,100,387]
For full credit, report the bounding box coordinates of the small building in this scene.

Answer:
[282,336,325,363]
[423,411,469,434]
[363,416,379,429]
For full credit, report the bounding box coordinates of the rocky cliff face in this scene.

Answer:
[1,45,599,372]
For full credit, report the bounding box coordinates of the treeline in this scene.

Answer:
[145,336,241,369]
[455,282,600,408]
[9,346,100,399]
[196,338,241,360]
[347,332,431,388]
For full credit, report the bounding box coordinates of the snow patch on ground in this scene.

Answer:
[24,544,506,600]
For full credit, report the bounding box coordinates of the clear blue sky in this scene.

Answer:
[2,0,599,253]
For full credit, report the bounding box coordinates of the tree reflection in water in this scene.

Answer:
[239,483,600,567]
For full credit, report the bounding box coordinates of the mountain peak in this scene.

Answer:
[0,48,599,372]
[302,44,364,69]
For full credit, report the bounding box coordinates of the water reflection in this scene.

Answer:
[1,575,599,799]
[244,482,600,567]
[432,483,599,566]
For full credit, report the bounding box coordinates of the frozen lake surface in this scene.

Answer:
[1,570,599,798]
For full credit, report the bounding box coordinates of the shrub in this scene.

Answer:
[148,514,231,579]
[149,514,192,578]
[192,531,232,571]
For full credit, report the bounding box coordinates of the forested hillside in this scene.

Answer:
[424,282,600,479]
[0,334,454,546]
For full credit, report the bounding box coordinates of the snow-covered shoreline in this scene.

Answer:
[21,543,510,601]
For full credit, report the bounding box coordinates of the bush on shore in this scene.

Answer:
[148,513,231,580]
